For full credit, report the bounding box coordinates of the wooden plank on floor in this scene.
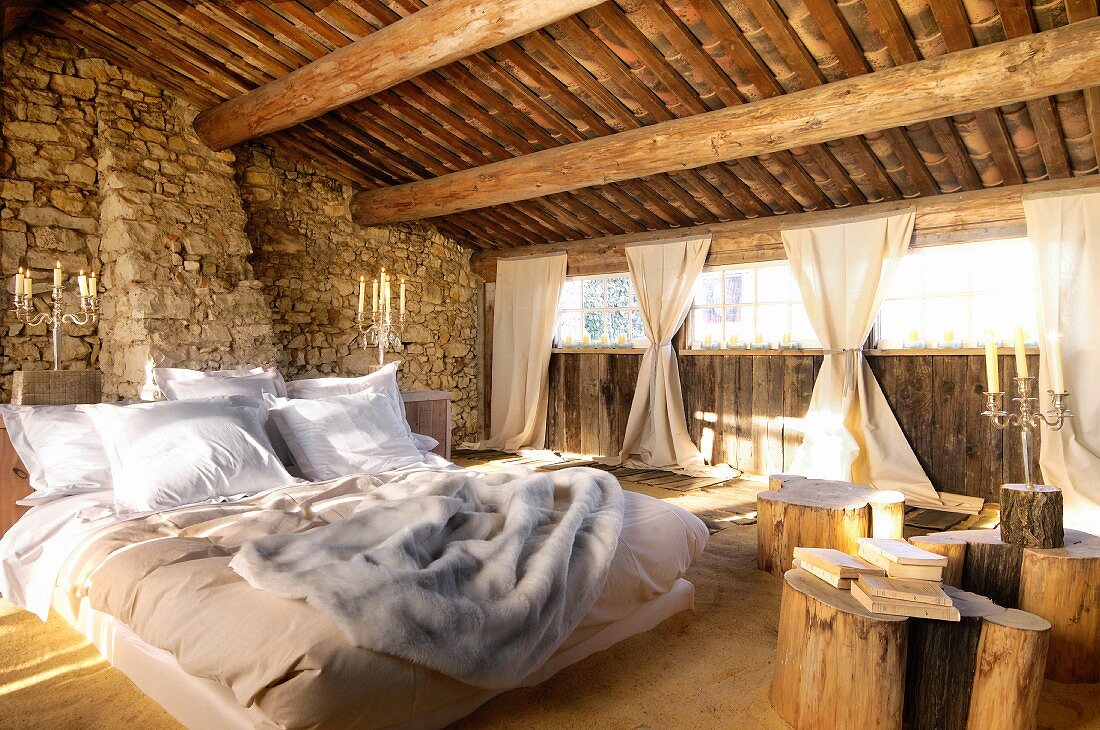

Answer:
[905,508,969,531]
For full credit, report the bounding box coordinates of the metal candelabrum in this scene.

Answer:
[356,308,405,368]
[981,376,1072,488]
[13,285,99,371]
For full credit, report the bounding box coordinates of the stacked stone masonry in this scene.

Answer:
[1,31,480,442]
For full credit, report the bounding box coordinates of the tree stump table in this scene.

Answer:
[757,475,905,577]
[910,528,1100,684]
[773,568,1051,730]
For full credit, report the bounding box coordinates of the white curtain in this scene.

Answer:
[1023,189,1100,530]
[465,253,566,452]
[617,235,718,474]
[783,212,977,511]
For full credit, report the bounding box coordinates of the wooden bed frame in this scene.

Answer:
[0,390,453,540]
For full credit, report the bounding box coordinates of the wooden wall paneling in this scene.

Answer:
[578,352,601,455]
[751,356,786,475]
[930,357,970,494]
[734,355,756,473]
[562,354,582,454]
[596,353,614,457]
[965,354,1003,498]
[715,355,740,467]
[547,352,564,451]
[1000,353,1043,486]
[607,353,640,457]
[782,356,816,471]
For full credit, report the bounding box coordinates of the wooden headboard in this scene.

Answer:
[0,425,32,539]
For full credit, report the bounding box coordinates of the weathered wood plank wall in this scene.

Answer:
[546,352,1040,502]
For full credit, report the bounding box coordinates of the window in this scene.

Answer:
[557,273,647,347]
[876,239,1039,349]
[687,261,818,349]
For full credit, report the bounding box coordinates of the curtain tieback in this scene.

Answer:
[822,347,864,395]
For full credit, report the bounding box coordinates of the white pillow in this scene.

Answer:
[0,404,113,503]
[80,396,299,513]
[285,362,407,428]
[153,366,287,400]
[267,390,424,482]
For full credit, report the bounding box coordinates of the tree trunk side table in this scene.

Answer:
[757,475,905,577]
[773,568,1050,730]
[910,528,1100,683]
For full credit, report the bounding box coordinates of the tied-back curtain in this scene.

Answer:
[1023,190,1100,530]
[618,236,712,473]
[782,212,947,508]
[466,253,567,452]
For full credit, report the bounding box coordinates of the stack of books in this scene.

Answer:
[852,538,959,621]
[792,547,885,589]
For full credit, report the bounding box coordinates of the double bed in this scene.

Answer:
[0,412,706,729]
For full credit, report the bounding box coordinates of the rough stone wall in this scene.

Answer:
[1,31,276,400]
[1,32,102,394]
[237,143,481,443]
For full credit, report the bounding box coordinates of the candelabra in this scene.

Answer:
[357,307,405,368]
[982,376,1072,489]
[13,284,99,370]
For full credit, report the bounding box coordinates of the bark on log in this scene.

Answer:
[903,589,1004,730]
[967,609,1050,730]
[999,483,1064,548]
[351,19,1100,224]
[909,530,1022,607]
[772,568,907,730]
[1018,535,1100,683]
[757,476,905,577]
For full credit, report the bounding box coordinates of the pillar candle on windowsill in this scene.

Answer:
[1047,332,1065,393]
[985,338,1000,392]
[617,333,627,346]
[1014,327,1029,378]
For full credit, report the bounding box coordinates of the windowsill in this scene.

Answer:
[553,347,1042,357]
[552,347,648,354]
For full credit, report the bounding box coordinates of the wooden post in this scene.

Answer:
[772,569,907,730]
[967,609,1050,730]
[999,483,1064,548]
[903,589,1004,730]
[1018,536,1100,683]
[909,530,1022,607]
[757,476,905,576]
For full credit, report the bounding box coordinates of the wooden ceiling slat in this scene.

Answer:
[1065,0,1100,168]
[862,0,984,191]
[928,0,1026,186]
[996,0,1072,179]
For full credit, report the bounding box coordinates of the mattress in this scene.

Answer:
[35,477,707,729]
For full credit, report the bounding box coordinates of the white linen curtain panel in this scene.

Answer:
[782,212,955,509]
[617,235,713,473]
[1023,189,1100,530]
[468,253,567,452]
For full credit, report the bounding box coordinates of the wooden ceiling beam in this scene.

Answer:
[191,0,609,150]
[350,19,1100,224]
[1065,0,1100,168]
[2,0,43,39]
[470,176,1100,280]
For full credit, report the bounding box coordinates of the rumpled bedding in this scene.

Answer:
[46,469,707,729]
[230,467,624,688]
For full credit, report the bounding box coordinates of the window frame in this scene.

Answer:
[555,272,648,348]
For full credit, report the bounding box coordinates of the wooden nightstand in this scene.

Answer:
[401,390,452,459]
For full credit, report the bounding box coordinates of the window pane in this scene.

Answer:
[583,311,605,340]
[791,305,818,346]
[878,299,922,346]
[725,306,753,343]
[560,279,582,309]
[558,311,582,343]
[606,276,636,308]
[924,295,969,345]
[755,266,790,302]
[609,310,629,340]
[756,303,787,341]
[695,271,722,306]
[582,279,605,308]
[693,307,722,346]
[725,270,752,305]
[921,248,969,295]
[630,310,647,341]
[890,255,924,299]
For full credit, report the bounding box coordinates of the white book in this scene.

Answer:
[794,559,852,589]
[792,547,885,579]
[857,574,952,607]
[851,582,960,621]
[856,538,948,566]
[858,545,945,581]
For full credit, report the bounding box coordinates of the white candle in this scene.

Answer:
[944,329,955,344]
[754,332,764,347]
[1014,327,1028,378]
[77,269,89,297]
[399,277,406,315]
[728,333,740,347]
[88,272,96,297]
[985,339,1000,392]
[617,332,627,346]
[372,279,378,313]
[582,333,591,346]
[14,267,23,297]
[1047,332,1065,393]
[704,334,713,348]
[564,334,573,347]
[53,261,62,289]
[599,333,609,346]
[357,275,366,314]
[782,332,792,347]
[23,270,32,297]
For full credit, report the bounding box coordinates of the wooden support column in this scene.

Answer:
[191,0,608,150]
[351,19,1100,224]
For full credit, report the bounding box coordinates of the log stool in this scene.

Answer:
[757,475,905,577]
[773,568,1051,730]
[911,528,1100,684]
